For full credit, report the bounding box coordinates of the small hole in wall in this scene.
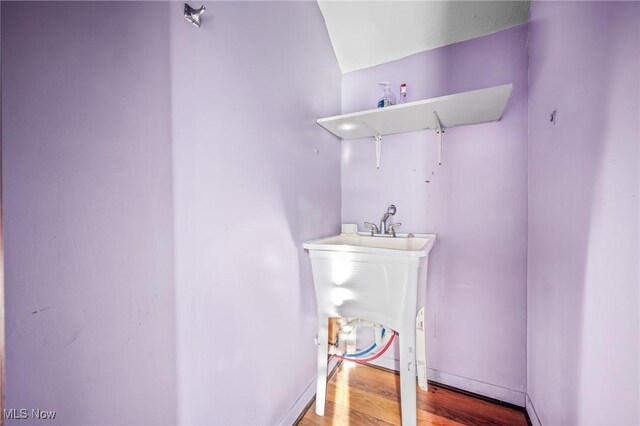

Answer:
[550,109,558,125]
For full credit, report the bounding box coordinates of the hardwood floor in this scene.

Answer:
[298,362,528,426]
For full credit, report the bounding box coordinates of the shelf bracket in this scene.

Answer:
[362,122,383,169]
[433,111,445,165]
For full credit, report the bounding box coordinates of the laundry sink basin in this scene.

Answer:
[303,232,435,256]
[303,232,436,325]
[303,231,436,425]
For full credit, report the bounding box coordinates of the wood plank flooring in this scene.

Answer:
[298,362,528,426]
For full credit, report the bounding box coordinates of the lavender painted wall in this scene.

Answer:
[2,2,177,424]
[169,2,341,424]
[341,26,528,396]
[527,2,639,424]
[2,1,340,424]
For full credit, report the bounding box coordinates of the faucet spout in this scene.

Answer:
[380,204,396,235]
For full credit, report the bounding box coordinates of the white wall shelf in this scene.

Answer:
[317,84,513,167]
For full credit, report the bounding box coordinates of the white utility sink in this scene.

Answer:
[303,232,436,425]
[303,233,435,255]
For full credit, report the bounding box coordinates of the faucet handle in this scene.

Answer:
[364,222,379,236]
[389,223,402,237]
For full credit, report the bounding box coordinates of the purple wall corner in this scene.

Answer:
[527,1,640,424]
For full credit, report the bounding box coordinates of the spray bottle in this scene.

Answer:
[377,82,397,108]
[400,83,407,103]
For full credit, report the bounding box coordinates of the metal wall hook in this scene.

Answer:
[184,3,206,28]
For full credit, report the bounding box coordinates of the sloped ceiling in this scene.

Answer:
[317,1,531,73]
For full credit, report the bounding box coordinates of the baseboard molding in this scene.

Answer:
[366,356,526,407]
[364,353,400,371]
[526,393,542,426]
[279,356,340,426]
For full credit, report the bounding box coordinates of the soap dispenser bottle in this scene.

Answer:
[377,81,397,108]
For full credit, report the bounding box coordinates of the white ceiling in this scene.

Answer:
[317,1,531,73]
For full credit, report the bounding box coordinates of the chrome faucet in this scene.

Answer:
[364,204,402,237]
[380,204,396,235]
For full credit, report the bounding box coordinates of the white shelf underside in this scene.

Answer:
[317,84,513,140]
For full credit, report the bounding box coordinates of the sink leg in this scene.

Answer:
[399,326,417,425]
[315,316,329,416]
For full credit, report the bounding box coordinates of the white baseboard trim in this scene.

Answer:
[279,356,340,426]
[365,354,400,371]
[366,356,526,407]
[526,393,542,426]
